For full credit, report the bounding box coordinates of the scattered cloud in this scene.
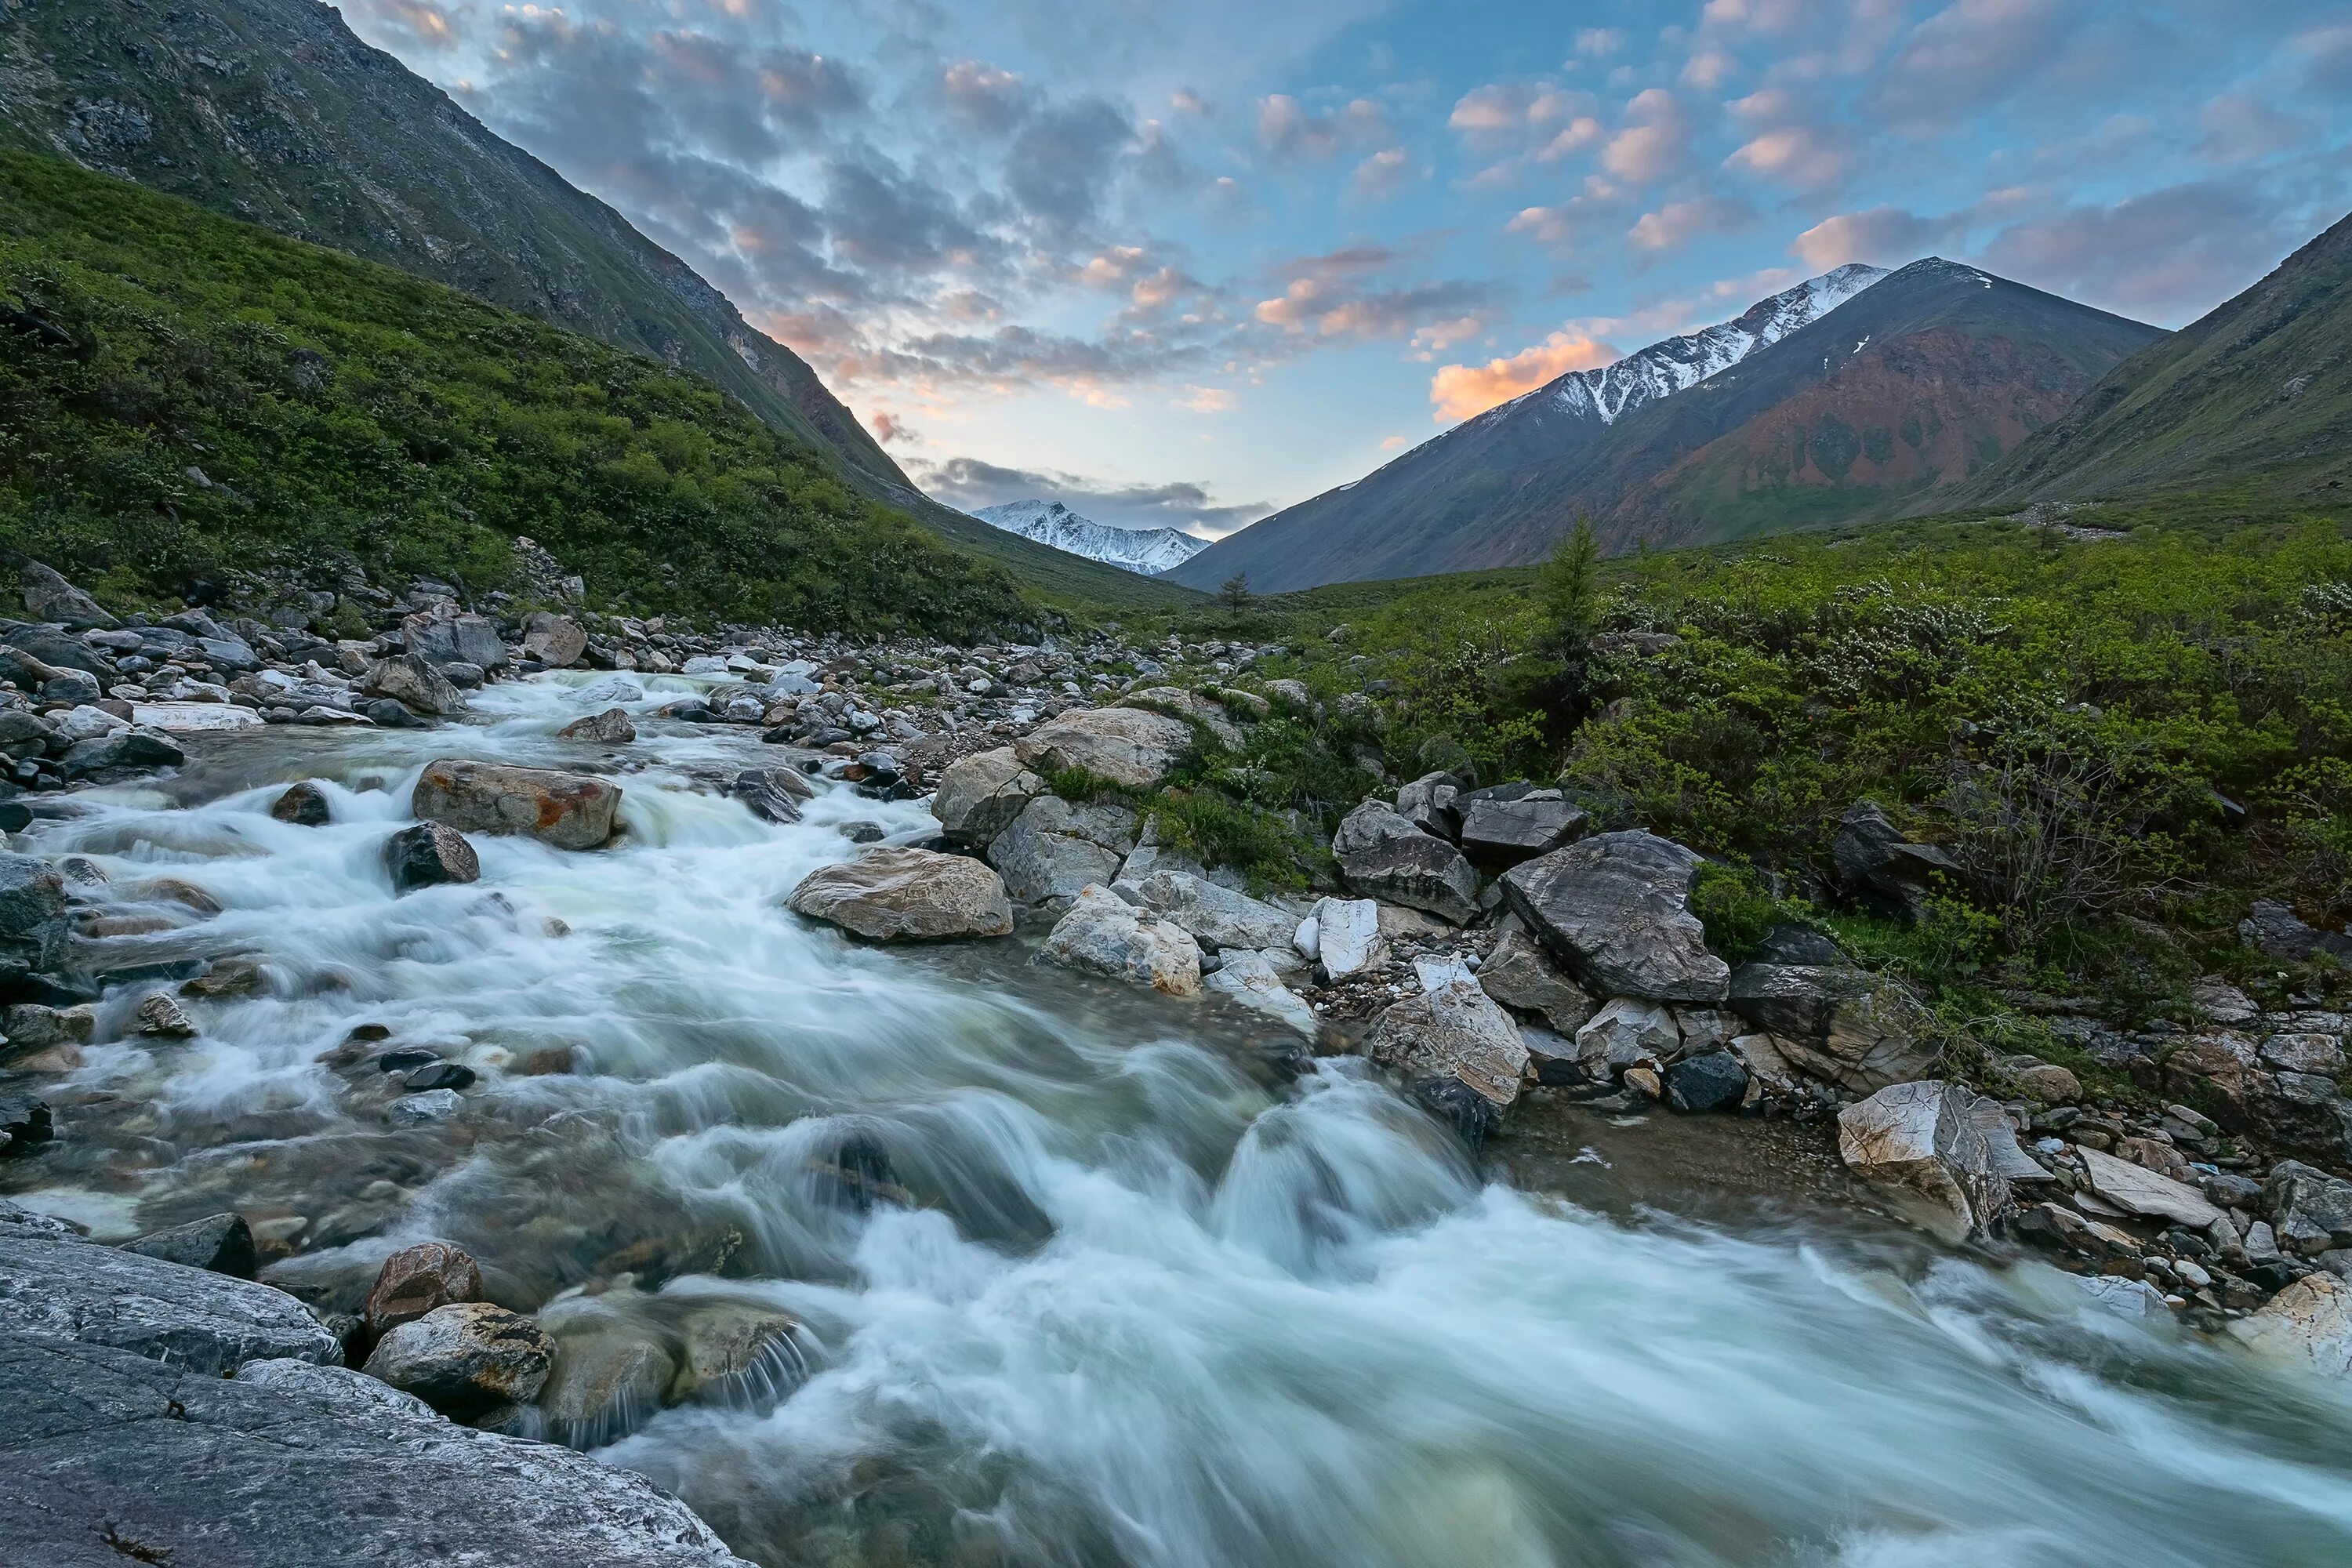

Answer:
[1791,205,1954,269]
[1349,147,1420,201]
[1379,434,1409,450]
[1629,197,1757,253]
[868,410,916,445]
[1258,93,1388,161]
[1429,330,1620,422]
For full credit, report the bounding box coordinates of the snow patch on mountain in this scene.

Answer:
[1477,263,1889,434]
[972,500,1210,575]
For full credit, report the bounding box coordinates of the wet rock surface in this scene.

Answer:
[788,847,1014,941]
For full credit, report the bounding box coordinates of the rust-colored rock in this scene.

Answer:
[361,1240,484,1347]
[412,758,621,849]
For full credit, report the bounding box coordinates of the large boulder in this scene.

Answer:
[1837,1080,2015,1242]
[361,1301,553,1419]
[931,746,1044,844]
[789,848,1014,941]
[0,1234,339,1374]
[1499,830,1729,1003]
[1727,963,1938,1092]
[363,652,465,716]
[1203,948,1319,1037]
[669,1301,800,1404]
[1363,978,1530,1117]
[1037,884,1201,996]
[986,795,1137,904]
[1476,924,1595,1033]
[1117,687,1243,750]
[1130,869,1294,951]
[2230,1273,2352,1377]
[1015,706,1192,790]
[1832,801,1962,922]
[1331,801,1480,925]
[1394,771,1462,837]
[0,1339,752,1566]
[382,823,480,893]
[412,758,621,849]
[0,620,108,675]
[521,612,588,668]
[14,559,115,629]
[0,851,68,980]
[1456,790,1587,868]
[401,611,508,672]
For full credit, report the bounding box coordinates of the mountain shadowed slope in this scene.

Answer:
[1947,209,2352,508]
[1174,260,2161,592]
[1166,265,1886,592]
[972,501,1210,575]
[0,0,1187,606]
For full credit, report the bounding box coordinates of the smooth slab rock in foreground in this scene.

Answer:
[413,757,622,849]
[1501,831,1730,1003]
[1014,706,1192,790]
[0,1338,753,1567]
[789,848,1014,941]
[0,1234,339,1374]
[1837,1080,2015,1242]
[1039,885,1201,996]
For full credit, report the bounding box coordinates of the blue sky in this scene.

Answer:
[344,0,2352,535]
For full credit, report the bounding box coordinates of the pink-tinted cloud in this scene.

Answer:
[1429,331,1621,421]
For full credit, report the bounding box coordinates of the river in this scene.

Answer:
[7,672,2351,1567]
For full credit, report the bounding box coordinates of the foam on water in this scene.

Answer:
[7,675,2350,1567]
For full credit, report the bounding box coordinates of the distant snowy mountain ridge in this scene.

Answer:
[1495,262,1891,431]
[971,500,1210,575]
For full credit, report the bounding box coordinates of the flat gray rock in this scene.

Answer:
[0,1335,753,1566]
[0,1236,339,1375]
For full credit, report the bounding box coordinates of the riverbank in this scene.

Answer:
[5,564,2352,1566]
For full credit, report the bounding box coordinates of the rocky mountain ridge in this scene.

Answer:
[1172,260,2161,591]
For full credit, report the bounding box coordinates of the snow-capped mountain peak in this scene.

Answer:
[971,500,1210,576]
[1486,263,1889,432]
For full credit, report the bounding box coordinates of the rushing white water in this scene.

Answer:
[8,673,2351,1568]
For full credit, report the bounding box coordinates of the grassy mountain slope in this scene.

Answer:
[1177,260,2158,592]
[1948,209,2352,508]
[0,151,1028,636]
[0,0,1185,608]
